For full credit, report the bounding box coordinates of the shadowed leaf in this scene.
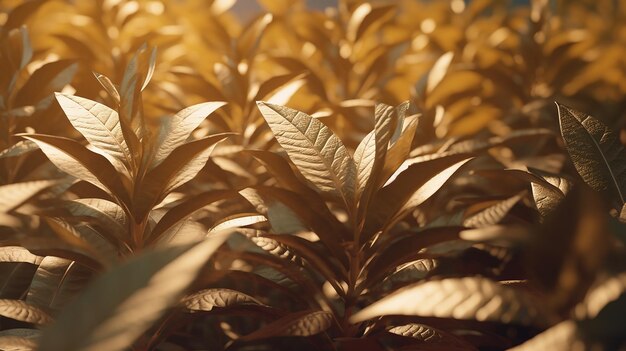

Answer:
[37,234,230,351]
[239,310,332,341]
[182,288,263,311]
[557,103,626,209]
[0,300,52,325]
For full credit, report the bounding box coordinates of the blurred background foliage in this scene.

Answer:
[2,0,625,146]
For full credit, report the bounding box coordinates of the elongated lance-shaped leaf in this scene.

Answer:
[148,189,237,244]
[18,134,130,205]
[355,103,396,224]
[463,192,525,228]
[351,277,547,326]
[55,93,131,173]
[93,72,121,105]
[0,247,42,264]
[0,180,57,212]
[182,288,263,311]
[26,257,92,313]
[239,310,332,342]
[0,140,38,158]
[135,134,228,220]
[151,101,226,168]
[63,199,128,240]
[257,102,356,213]
[38,234,231,351]
[0,299,52,325]
[557,103,626,209]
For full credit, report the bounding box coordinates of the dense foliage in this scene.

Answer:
[0,0,625,350]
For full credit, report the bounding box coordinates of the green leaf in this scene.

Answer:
[37,234,230,351]
[54,93,131,173]
[557,103,626,209]
[0,299,52,325]
[151,102,226,167]
[257,102,356,212]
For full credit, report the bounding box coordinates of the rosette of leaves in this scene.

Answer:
[15,48,235,262]
[179,101,551,350]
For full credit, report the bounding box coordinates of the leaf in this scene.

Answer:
[0,247,42,265]
[25,257,92,313]
[182,288,263,311]
[151,102,226,167]
[506,321,579,351]
[15,61,77,108]
[0,140,39,158]
[37,234,231,351]
[93,72,121,105]
[574,272,626,320]
[355,103,395,221]
[388,323,473,349]
[239,310,332,341]
[0,180,57,212]
[0,328,40,351]
[557,103,626,209]
[530,170,572,217]
[367,155,472,235]
[18,134,129,204]
[136,134,228,219]
[257,102,356,212]
[237,13,272,59]
[54,93,131,172]
[351,277,546,326]
[366,227,462,285]
[148,189,237,243]
[63,199,128,241]
[463,193,525,228]
[426,52,454,94]
[0,299,52,325]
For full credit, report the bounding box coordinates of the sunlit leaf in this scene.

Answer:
[18,134,129,204]
[257,102,356,212]
[351,277,546,326]
[0,140,38,159]
[54,93,131,172]
[151,102,226,167]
